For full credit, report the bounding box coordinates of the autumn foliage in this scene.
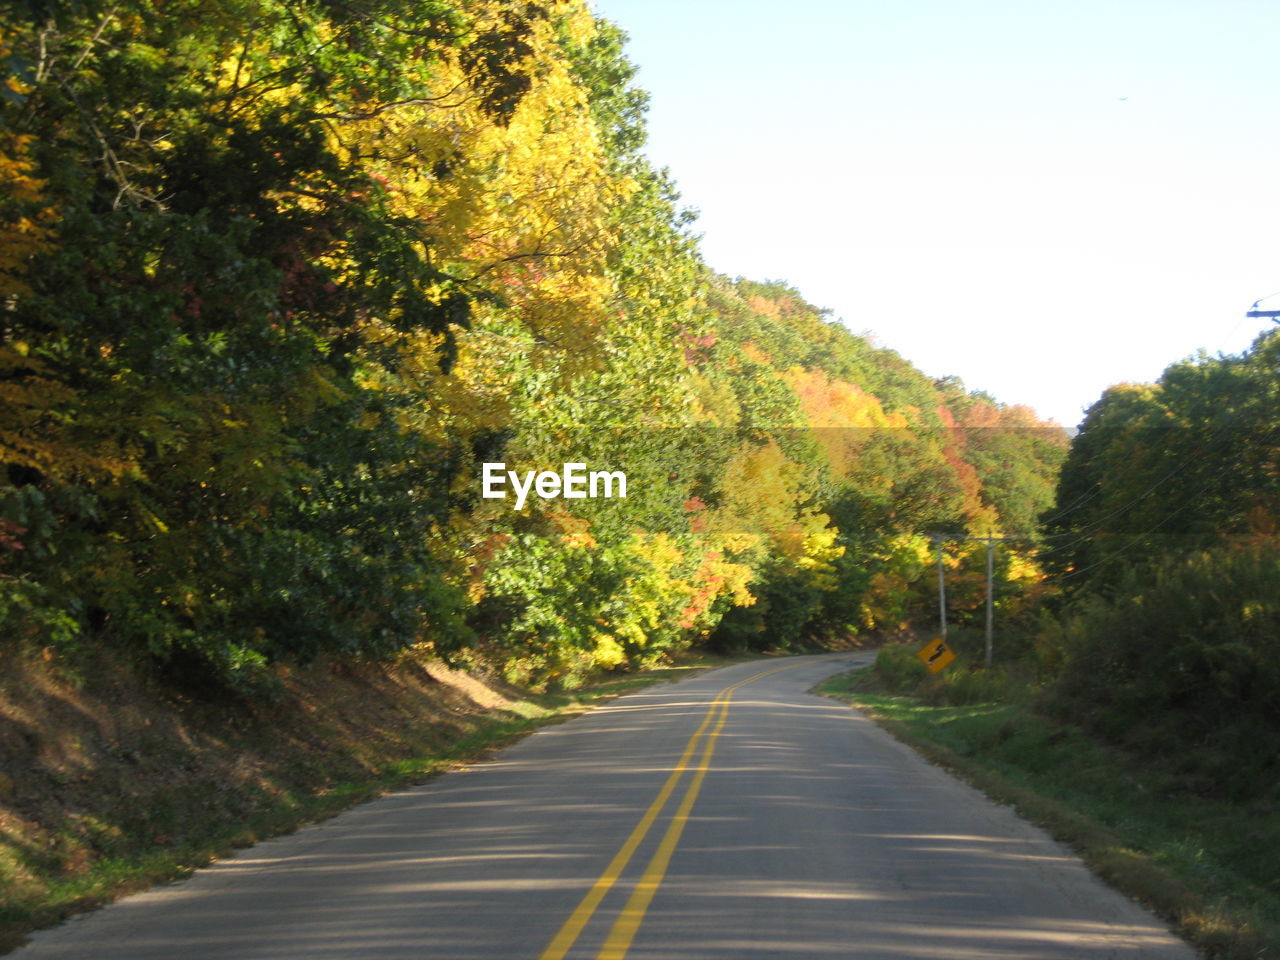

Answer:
[0,0,1066,690]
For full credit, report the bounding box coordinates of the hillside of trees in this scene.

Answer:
[0,0,1068,692]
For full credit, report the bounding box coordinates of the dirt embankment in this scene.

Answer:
[0,647,539,952]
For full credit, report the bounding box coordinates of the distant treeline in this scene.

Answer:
[0,0,1065,690]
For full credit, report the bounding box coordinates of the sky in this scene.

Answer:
[586,0,1280,427]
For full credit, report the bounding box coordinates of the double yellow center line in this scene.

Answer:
[537,661,813,960]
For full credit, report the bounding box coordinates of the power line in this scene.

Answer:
[1052,499,1198,582]
[1034,423,1261,578]
[1035,412,1250,558]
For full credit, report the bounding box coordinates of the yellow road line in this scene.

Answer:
[538,659,819,960]
[537,690,729,960]
[594,691,732,959]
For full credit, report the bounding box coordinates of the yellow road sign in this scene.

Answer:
[916,637,956,674]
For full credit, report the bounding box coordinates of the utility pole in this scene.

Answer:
[927,532,1012,667]
[984,535,995,668]
[934,534,948,642]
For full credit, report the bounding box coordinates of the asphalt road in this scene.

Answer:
[14,653,1200,959]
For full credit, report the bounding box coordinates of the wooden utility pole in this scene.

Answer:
[927,533,1012,667]
[984,535,995,668]
[930,533,947,641]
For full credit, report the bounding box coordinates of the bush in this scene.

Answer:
[873,641,928,690]
[1042,542,1280,800]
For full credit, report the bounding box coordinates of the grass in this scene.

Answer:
[0,650,746,953]
[816,665,1280,960]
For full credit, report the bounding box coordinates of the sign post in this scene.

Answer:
[929,533,948,642]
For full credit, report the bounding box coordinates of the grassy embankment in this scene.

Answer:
[0,646,752,953]
[817,637,1280,960]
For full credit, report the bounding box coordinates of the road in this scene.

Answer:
[13,653,1199,959]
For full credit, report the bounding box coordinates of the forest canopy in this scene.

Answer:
[0,0,1067,690]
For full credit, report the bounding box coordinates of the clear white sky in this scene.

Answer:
[587,0,1280,427]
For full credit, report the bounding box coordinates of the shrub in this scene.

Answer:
[873,642,928,690]
[1042,542,1280,800]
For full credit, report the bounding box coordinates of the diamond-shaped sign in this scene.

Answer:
[916,637,956,674]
